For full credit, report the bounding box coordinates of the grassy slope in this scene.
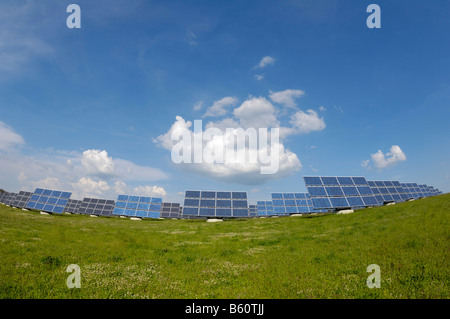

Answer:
[0,194,448,299]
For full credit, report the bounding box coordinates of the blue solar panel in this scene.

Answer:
[311,197,332,209]
[307,186,327,197]
[257,201,274,216]
[368,180,412,203]
[352,177,368,185]
[185,191,201,198]
[346,196,364,207]
[321,177,339,185]
[113,195,162,218]
[325,186,344,196]
[10,191,33,208]
[217,191,231,199]
[342,186,359,196]
[329,197,349,208]
[303,176,322,186]
[25,188,71,214]
[270,193,313,215]
[181,191,249,218]
[337,177,354,185]
[357,186,373,195]
[303,176,380,211]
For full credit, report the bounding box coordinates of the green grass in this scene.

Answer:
[0,194,449,299]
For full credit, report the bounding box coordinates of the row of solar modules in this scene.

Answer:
[304,176,380,210]
[257,193,315,216]
[302,176,443,211]
[0,188,182,219]
[182,191,252,218]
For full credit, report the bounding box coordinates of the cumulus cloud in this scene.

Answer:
[289,109,326,134]
[269,89,305,108]
[233,97,279,129]
[203,96,239,118]
[0,121,25,151]
[256,56,275,69]
[132,185,167,197]
[153,92,327,185]
[71,177,110,199]
[370,145,407,169]
[0,134,168,199]
[81,149,115,178]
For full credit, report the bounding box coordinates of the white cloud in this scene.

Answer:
[269,89,305,108]
[233,97,279,129]
[81,149,115,178]
[370,145,407,169]
[132,185,167,197]
[254,74,265,80]
[0,121,25,151]
[203,96,239,118]
[193,101,203,111]
[154,113,302,185]
[286,109,326,135]
[256,56,275,69]
[114,180,127,194]
[18,171,27,182]
[361,159,370,168]
[153,115,192,151]
[154,89,328,185]
[71,177,110,199]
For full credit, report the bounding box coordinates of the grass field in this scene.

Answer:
[0,194,448,299]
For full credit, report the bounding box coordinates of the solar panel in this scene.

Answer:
[248,205,257,217]
[113,195,162,218]
[368,181,413,204]
[303,176,379,211]
[25,188,71,214]
[76,198,115,216]
[0,192,7,203]
[11,191,33,208]
[64,199,83,213]
[270,193,314,215]
[160,202,182,219]
[3,192,17,206]
[257,201,274,216]
[182,190,249,218]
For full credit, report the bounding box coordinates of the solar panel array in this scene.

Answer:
[25,188,71,214]
[182,191,249,218]
[64,199,83,213]
[249,205,257,217]
[160,202,182,219]
[0,176,444,220]
[0,193,7,203]
[368,181,411,204]
[3,193,17,206]
[256,201,274,216]
[271,193,314,215]
[11,191,33,208]
[113,195,163,218]
[304,176,379,211]
[77,198,115,216]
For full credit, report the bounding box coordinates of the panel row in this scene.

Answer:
[182,207,249,217]
[185,191,247,199]
[306,185,374,197]
[77,198,115,216]
[311,196,379,209]
[183,198,248,208]
[303,176,369,186]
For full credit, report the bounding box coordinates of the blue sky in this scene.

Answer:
[0,0,449,203]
